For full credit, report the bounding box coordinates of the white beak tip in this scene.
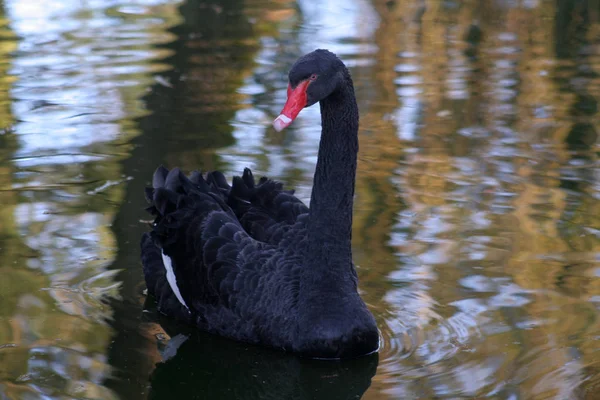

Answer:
[272,114,292,132]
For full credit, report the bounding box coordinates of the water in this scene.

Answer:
[0,0,599,398]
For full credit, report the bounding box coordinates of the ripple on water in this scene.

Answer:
[0,0,182,398]
[377,258,539,397]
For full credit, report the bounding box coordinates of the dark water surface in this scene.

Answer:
[0,0,599,399]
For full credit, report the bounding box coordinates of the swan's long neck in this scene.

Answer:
[305,76,359,281]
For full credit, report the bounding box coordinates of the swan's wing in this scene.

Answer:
[224,168,309,244]
[141,166,285,319]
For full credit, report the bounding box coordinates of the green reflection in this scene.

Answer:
[0,0,183,398]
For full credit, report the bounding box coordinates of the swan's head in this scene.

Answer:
[273,49,347,132]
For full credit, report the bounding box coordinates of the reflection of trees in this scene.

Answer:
[369,0,600,398]
[147,0,277,171]
[351,0,409,315]
[0,1,184,398]
[0,3,18,261]
[551,1,600,395]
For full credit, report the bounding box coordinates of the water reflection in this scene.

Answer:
[0,0,599,399]
[145,312,377,400]
[0,0,181,398]
[369,1,600,399]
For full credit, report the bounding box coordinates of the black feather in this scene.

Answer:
[207,171,229,190]
[242,168,255,188]
[153,165,169,189]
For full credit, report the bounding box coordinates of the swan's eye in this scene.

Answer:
[309,74,318,81]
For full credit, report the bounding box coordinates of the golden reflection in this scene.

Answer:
[355,0,600,399]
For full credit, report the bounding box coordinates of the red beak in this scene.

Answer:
[272,80,310,131]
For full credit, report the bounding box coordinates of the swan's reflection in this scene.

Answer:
[147,314,378,400]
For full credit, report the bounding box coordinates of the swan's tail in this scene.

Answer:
[144,166,230,219]
[142,165,230,253]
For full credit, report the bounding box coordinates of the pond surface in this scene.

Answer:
[0,0,599,399]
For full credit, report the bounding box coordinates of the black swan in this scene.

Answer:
[141,49,379,359]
